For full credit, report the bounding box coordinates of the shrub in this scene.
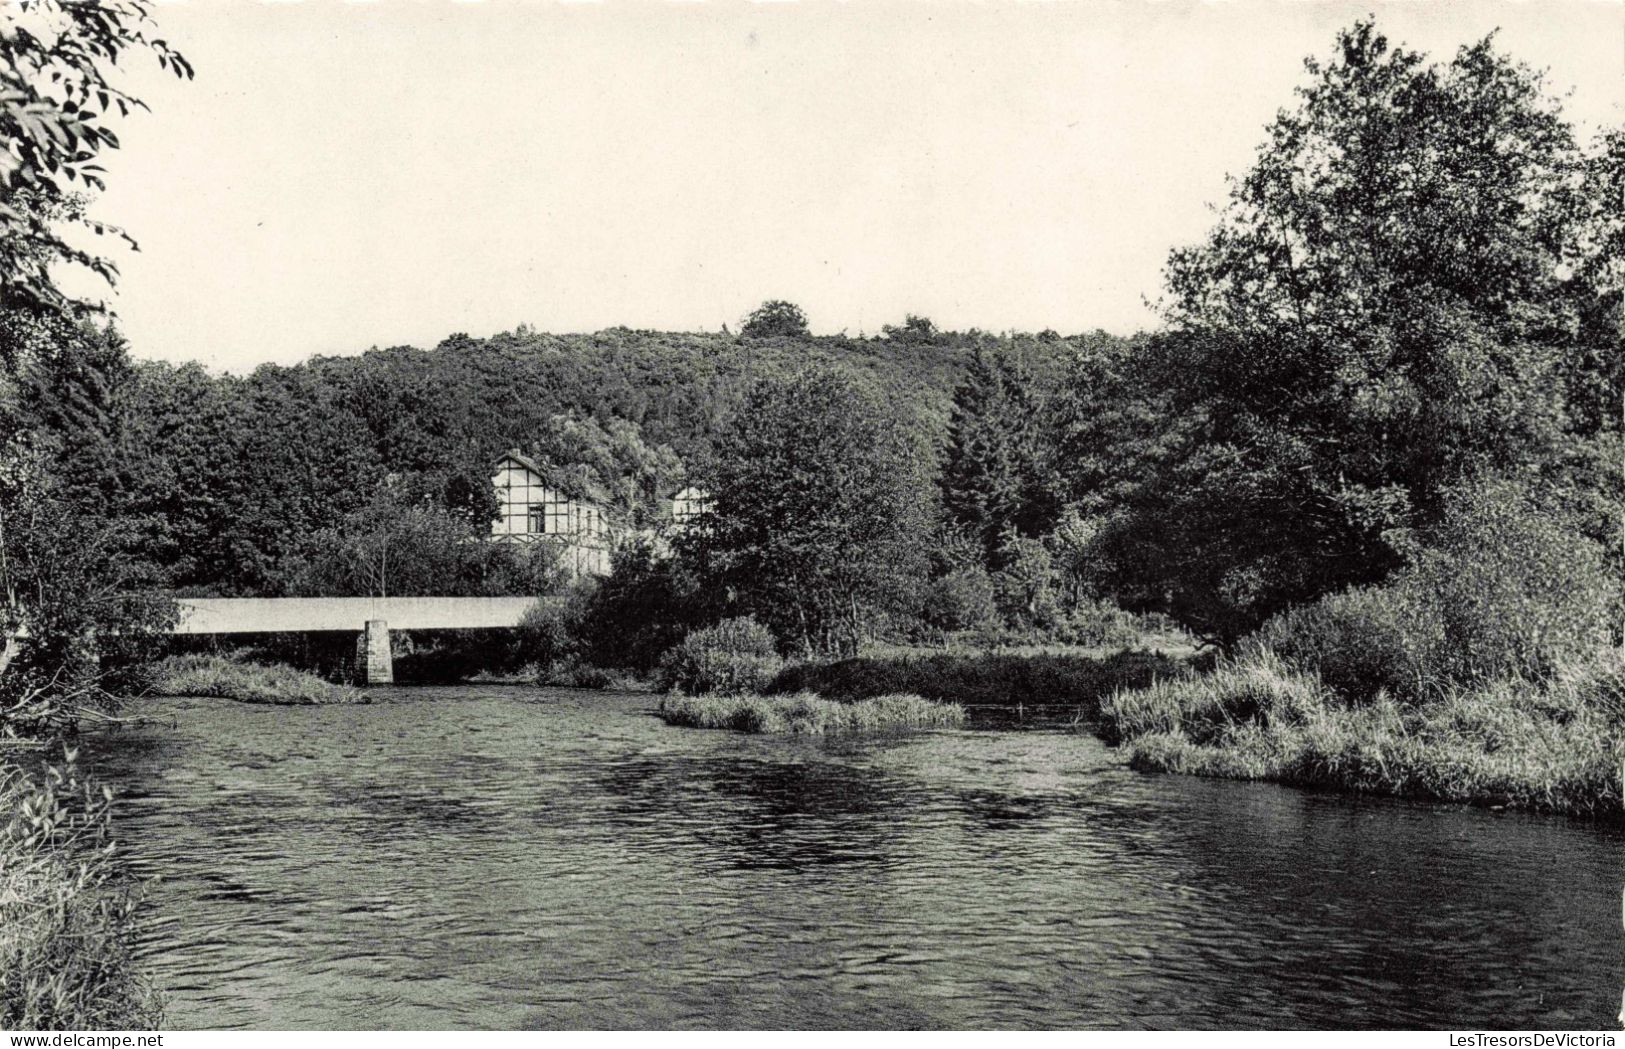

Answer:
[573,541,710,674]
[1099,650,1332,746]
[569,665,614,690]
[658,691,965,734]
[1,750,164,1030]
[1052,600,1145,649]
[920,567,998,640]
[1409,480,1618,684]
[148,654,366,705]
[1249,584,1437,702]
[659,617,784,696]
[513,591,587,671]
[991,534,1061,630]
[1253,480,1620,701]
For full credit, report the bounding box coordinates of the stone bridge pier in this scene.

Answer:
[355,619,394,685]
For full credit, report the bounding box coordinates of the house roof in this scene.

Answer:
[493,449,615,508]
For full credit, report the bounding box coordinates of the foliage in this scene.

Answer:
[1253,479,1620,700]
[771,649,1189,713]
[919,567,998,640]
[881,314,943,346]
[147,653,366,705]
[287,479,565,599]
[990,532,1061,630]
[658,616,784,696]
[1100,652,1625,819]
[658,691,965,734]
[1,748,164,1029]
[0,0,191,312]
[697,366,934,657]
[111,322,1092,599]
[0,446,175,736]
[740,299,810,340]
[522,410,685,528]
[1049,600,1146,650]
[940,348,1055,566]
[512,592,587,673]
[572,540,711,673]
[1054,21,1622,644]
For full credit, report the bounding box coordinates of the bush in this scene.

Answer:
[991,534,1061,630]
[658,691,965,734]
[1253,480,1620,701]
[920,567,998,640]
[574,541,710,674]
[1411,480,1619,684]
[659,617,784,696]
[1249,585,1437,702]
[513,590,589,671]
[1098,649,1331,746]
[1051,600,1146,649]
[1,750,164,1029]
[148,654,366,705]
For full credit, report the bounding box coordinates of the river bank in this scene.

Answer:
[1098,651,1624,820]
[0,751,164,1029]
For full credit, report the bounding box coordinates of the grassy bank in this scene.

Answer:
[1100,652,1624,819]
[1,752,164,1030]
[770,648,1192,712]
[659,691,965,734]
[148,654,367,705]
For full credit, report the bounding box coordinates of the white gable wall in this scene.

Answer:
[490,457,613,575]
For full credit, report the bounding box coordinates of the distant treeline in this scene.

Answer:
[10,311,1119,599]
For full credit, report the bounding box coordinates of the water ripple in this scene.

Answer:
[78,687,1625,1030]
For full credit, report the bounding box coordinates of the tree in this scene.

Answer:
[740,300,810,340]
[0,447,174,735]
[573,539,712,673]
[882,314,941,346]
[1070,20,1615,645]
[0,1,189,726]
[288,478,562,599]
[0,1,192,313]
[526,411,684,528]
[920,567,997,644]
[697,367,933,657]
[940,348,1054,566]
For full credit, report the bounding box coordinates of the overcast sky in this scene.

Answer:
[73,0,1625,370]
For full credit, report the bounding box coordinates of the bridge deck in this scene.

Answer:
[174,596,548,635]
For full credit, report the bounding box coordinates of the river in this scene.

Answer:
[82,686,1621,1030]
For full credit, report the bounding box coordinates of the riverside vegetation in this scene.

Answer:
[1098,482,1625,818]
[659,692,966,735]
[148,654,367,706]
[0,750,165,1030]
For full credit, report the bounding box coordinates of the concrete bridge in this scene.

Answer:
[174,596,549,685]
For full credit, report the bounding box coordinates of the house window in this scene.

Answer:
[530,494,572,535]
